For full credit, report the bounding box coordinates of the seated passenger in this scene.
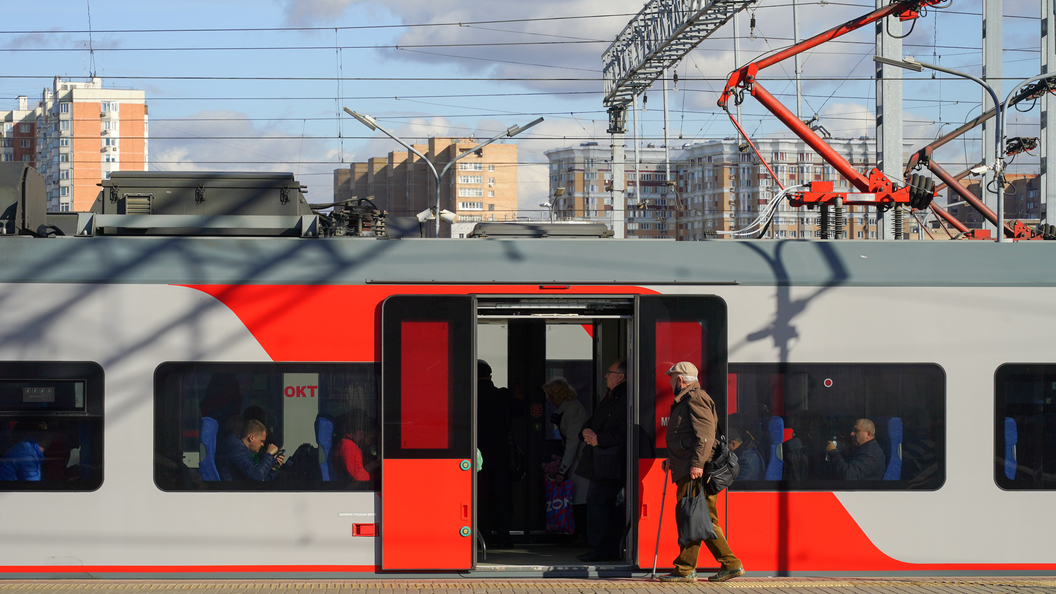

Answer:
[825,418,885,480]
[729,428,764,481]
[218,419,284,481]
[336,411,379,482]
[0,421,51,481]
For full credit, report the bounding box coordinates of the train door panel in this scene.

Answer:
[381,295,475,571]
[634,295,728,569]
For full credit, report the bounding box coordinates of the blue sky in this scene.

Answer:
[2,0,1049,209]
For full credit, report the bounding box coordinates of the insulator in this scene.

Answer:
[834,198,845,239]
[894,205,904,239]
[820,204,831,239]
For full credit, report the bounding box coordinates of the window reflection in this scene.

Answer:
[154,363,379,492]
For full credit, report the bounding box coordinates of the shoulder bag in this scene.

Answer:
[702,427,739,495]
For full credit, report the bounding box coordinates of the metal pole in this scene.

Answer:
[663,70,672,238]
[793,0,803,119]
[1043,0,1056,226]
[897,60,1002,241]
[733,14,742,123]
[982,0,1003,238]
[875,0,902,240]
[651,467,670,578]
[633,95,640,214]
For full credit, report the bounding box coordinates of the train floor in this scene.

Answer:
[478,543,626,569]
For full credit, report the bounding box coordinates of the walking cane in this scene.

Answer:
[651,466,670,578]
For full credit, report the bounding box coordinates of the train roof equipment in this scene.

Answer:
[717,0,947,226]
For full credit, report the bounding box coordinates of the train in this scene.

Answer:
[0,165,1055,578]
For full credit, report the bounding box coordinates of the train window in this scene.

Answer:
[727,363,945,491]
[154,362,379,492]
[0,362,104,491]
[995,364,1056,490]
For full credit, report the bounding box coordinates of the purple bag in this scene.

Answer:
[545,479,575,534]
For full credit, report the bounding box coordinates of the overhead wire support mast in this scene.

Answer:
[602,0,759,239]
[717,0,945,212]
[903,77,1056,240]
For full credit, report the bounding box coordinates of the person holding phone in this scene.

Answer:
[218,419,285,481]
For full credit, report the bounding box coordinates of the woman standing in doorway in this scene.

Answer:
[543,377,589,545]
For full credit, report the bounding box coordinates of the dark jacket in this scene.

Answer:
[477,379,515,472]
[830,438,885,480]
[218,434,278,481]
[665,382,717,482]
[575,382,627,484]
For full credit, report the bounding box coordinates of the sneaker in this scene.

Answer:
[708,567,745,582]
[659,571,697,583]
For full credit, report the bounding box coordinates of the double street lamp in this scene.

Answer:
[344,108,543,237]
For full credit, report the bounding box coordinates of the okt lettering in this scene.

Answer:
[284,385,318,397]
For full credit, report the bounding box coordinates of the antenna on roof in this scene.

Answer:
[85,0,97,78]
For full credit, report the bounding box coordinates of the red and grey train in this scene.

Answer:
[0,169,1054,578]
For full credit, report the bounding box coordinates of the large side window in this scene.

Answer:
[728,363,945,491]
[0,362,104,491]
[154,363,379,491]
[995,364,1056,490]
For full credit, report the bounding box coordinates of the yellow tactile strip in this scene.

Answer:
[0,580,1054,593]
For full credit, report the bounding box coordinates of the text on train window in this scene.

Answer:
[154,363,379,492]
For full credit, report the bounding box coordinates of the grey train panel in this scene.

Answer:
[0,237,1054,287]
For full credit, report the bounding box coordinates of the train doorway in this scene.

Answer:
[379,293,726,572]
[475,297,635,570]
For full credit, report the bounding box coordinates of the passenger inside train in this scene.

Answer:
[727,363,945,489]
[0,363,104,490]
[153,363,380,491]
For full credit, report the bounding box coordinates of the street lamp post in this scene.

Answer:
[873,56,1004,241]
[345,108,542,237]
[539,201,554,223]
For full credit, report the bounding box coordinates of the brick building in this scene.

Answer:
[335,137,518,237]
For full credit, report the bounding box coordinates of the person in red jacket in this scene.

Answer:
[336,411,378,482]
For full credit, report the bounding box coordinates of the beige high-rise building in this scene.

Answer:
[334,137,519,237]
[36,77,147,212]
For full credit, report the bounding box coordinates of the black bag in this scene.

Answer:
[278,442,323,484]
[592,445,623,481]
[703,430,739,495]
[676,478,716,546]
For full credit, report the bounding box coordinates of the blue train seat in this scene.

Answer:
[882,417,903,481]
[1004,417,1017,481]
[763,416,784,481]
[315,415,335,481]
[198,416,220,482]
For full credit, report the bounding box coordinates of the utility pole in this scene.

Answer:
[875,0,903,240]
[982,0,1002,237]
[1043,0,1056,225]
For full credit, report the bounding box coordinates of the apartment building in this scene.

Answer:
[37,77,147,212]
[946,174,1043,229]
[0,96,42,168]
[336,137,519,237]
[545,137,931,240]
[545,142,671,238]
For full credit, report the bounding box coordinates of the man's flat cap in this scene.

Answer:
[665,361,699,377]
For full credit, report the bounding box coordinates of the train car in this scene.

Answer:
[1,171,1055,578]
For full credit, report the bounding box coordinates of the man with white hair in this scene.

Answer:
[825,418,885,480]
[659,361,744,583]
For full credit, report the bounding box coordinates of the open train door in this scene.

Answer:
[381,295,475,571]
[635,295,727,569]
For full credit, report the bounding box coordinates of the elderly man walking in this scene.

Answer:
[660,361,744,583]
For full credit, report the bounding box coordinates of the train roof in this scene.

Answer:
[0,236,1052,287]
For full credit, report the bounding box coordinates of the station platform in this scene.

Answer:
[0,578,1053,594]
